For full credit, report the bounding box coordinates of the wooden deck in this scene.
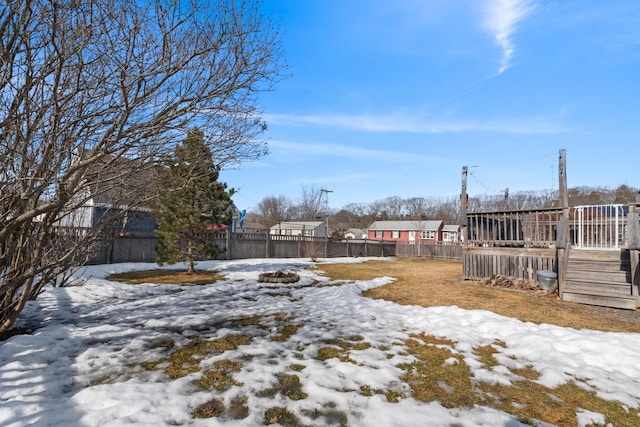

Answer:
[463,205,640,310]
[563,249,637,310]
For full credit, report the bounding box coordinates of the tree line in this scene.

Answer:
[247,184,640,236]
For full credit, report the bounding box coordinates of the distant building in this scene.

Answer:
[344,228,367,240]
[269,221,330,237]
[442,224,463,242]
[367,220,444,243]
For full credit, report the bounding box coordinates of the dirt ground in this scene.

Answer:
[317,258,640,334]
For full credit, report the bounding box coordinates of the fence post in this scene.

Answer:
[226,230,231,260]
[265,232,270,258]
[555,216,569,297]
[627,212,639,305]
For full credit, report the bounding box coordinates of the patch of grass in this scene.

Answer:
[510,364,540,380]
[192,398,225,418]
[290,364,306,372]
[231,315,265,328]
[358,384,405,403]
[258,373,308,401]
[316,258,640,333]
[227,394,250,420]
[107,269,225,285]
[264,407,301,426]
[474,342,505,370]
[87,374,114,387]
[142,335,251,379]
[399,332,640,426]
[148,339,175,350]
[270,324,304,342]
[315,337,374,364]
[301,403,349,426]
[195,360,243,392]
[399,333,477,409]
[191,394,250,420]
[315,346,343,362]
[352,341,372,351]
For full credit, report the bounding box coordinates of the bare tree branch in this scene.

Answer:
[1,0,284,333]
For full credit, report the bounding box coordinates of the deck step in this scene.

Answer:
[562,292,637,310]
[563,248,636,310]
[565,270,631,285]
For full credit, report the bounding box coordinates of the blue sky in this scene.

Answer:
[221,0,640,211]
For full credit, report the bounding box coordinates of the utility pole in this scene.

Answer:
[461,166,468,244]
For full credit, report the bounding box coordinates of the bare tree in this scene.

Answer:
[340,203,375,229]
[297,184,325,221]
[0,0,284,333]
[253,195,296,228]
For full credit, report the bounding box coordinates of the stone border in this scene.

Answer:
[258,270,300,284]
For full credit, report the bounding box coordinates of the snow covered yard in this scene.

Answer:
[1,257,640,426]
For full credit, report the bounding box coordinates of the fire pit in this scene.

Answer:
[258,269,300,284]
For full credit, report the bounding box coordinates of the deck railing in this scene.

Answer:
[466,207,563,248]
[572,204,626,250]
[467,204,639,250]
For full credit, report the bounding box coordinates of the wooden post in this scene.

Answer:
[226,229,231,260]
[627,212,640,306]
[558,149,568,216]
[555,217,569,297]
[265,232,270,258]
[461,166,468,244]
[556,149,569,298]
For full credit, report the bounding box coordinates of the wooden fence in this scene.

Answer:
[89,233,396,264]
[463,246,556,280]
[395,241,463,260]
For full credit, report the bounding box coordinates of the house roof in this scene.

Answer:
[345,228,366,236]
[442,224,460,232]
[270,221,324,230]
[76,148,158,208]
[368,220,443,231]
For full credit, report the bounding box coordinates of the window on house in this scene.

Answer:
[420,230,435,239]
[375,230,383,238]
[391,230,400,238]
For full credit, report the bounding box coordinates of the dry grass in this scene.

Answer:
[399,333,640,426]
[316,258,640,333]
[107,269,225,285]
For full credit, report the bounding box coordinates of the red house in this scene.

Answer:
[367,220,444,243]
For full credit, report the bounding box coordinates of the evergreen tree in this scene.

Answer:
[155,129,234,273]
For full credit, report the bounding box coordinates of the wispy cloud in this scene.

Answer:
[296,173,380,186]
[482,0,537,74]
[265,110,568,135]
[268,140,437,163]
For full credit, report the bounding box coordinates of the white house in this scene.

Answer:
[344,228,367,240]
[442,224,462,242]
[269,221,330,237]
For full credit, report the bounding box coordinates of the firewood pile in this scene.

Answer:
[480,275,539,291]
